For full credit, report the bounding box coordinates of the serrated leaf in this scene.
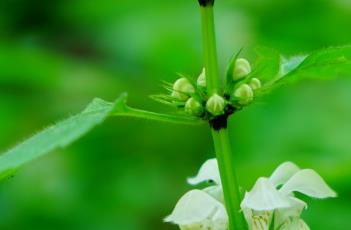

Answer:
[0,93,204,180]
[0,95,126,180]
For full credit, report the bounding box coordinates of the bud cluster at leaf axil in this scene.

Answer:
[151,52,265,127]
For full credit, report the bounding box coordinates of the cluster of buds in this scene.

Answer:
[231,58,261,105]
[152,56,263,127]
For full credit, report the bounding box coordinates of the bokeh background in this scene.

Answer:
[0,0,351,229]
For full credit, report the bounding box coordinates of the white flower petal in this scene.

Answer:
[242,209,273,230]
[241,178,290,211]
[274,197,307,229]
[203,185,224,203]
[280,169,337,198]
[269,162,300,187]
[187,159,221,185]
[278,218,310,230]
[165,189,227,226]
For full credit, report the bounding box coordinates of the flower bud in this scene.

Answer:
[233,58,251,80]
[172,77,195,101]
[249,78,261,90]
[197,68,206,88]
[185,97,203,116]
[234,84,253,105]
[206,94,225,115]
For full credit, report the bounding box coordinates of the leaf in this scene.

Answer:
[280,55,307,76]
[253,46,351,101]
[0,93,204,180]
[251,46,281,84]
[0,95,124,180]
[281,46,351,83]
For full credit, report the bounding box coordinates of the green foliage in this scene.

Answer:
[248,46,351,99]
[283,46,351,82]
[0,96,125,180]
[0,93,204,181]
[251,47,281,84]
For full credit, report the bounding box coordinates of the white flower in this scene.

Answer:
[165,160,336,230]
[241,162,337,230]
[165,159,227,230]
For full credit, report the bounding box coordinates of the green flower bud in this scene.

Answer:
[185,97,203,116]
[197,68,206,88]
[206,94,225,115]
[249,78,261,90]
[234,83,253,105]
[172,77,195,101]
[233,58,251,80]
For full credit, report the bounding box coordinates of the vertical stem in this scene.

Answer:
[200,5,220,95]
[212,129,246,230]
[199,1,246,229]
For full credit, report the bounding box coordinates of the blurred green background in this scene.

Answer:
[0,0,350,229]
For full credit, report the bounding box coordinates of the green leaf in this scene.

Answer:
[0,93,204,180]
[0,95,124,180]
[281,46,351,83]
[254,46,351,100]
[251,46,281,84]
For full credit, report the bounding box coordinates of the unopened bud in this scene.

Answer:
[233,58,251,80]
[172,78,195,101]
[185,97,203,116]
[234,84,253,105]
[197,68,206,87]
[206,94,225,115]
[249,78,261,90]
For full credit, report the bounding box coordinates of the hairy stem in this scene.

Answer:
[199,2,246,229]
[111,106,205,125]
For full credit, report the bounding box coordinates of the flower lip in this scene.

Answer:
[268,161,300,187]
[164,189,226,226]
[279,169,337,198]
[241,177,291,211]
[187,158,221,185]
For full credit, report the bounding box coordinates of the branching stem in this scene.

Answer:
[199,2,246,230]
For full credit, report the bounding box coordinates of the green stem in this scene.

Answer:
[212,129,246,230]
[111,106,205,126]
[199,2,246,230]
[200,5,220,95]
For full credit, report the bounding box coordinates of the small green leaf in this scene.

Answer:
[0,93,204,180]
